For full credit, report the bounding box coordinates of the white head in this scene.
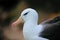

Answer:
[20,8,38,23]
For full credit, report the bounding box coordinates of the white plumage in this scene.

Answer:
[20,8,49,40]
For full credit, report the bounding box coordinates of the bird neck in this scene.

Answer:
[24,19,38,28]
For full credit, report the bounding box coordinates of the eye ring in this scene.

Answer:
[24,12,29,15]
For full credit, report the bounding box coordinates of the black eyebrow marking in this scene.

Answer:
[24,12,29,15]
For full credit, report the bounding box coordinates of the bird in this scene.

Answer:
[20,8,49,40]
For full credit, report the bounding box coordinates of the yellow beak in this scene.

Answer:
[11,16,24,27]
[16,16,24,24]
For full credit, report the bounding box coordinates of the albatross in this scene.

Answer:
[19,8,49,40]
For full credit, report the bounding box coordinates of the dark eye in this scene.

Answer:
[24,12,29,15]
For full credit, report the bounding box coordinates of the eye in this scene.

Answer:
[24,12,29,15]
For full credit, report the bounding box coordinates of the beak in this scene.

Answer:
[11,16,24,27]
[16,16,24,23]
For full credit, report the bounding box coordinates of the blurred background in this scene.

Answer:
[0,0,60,40]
